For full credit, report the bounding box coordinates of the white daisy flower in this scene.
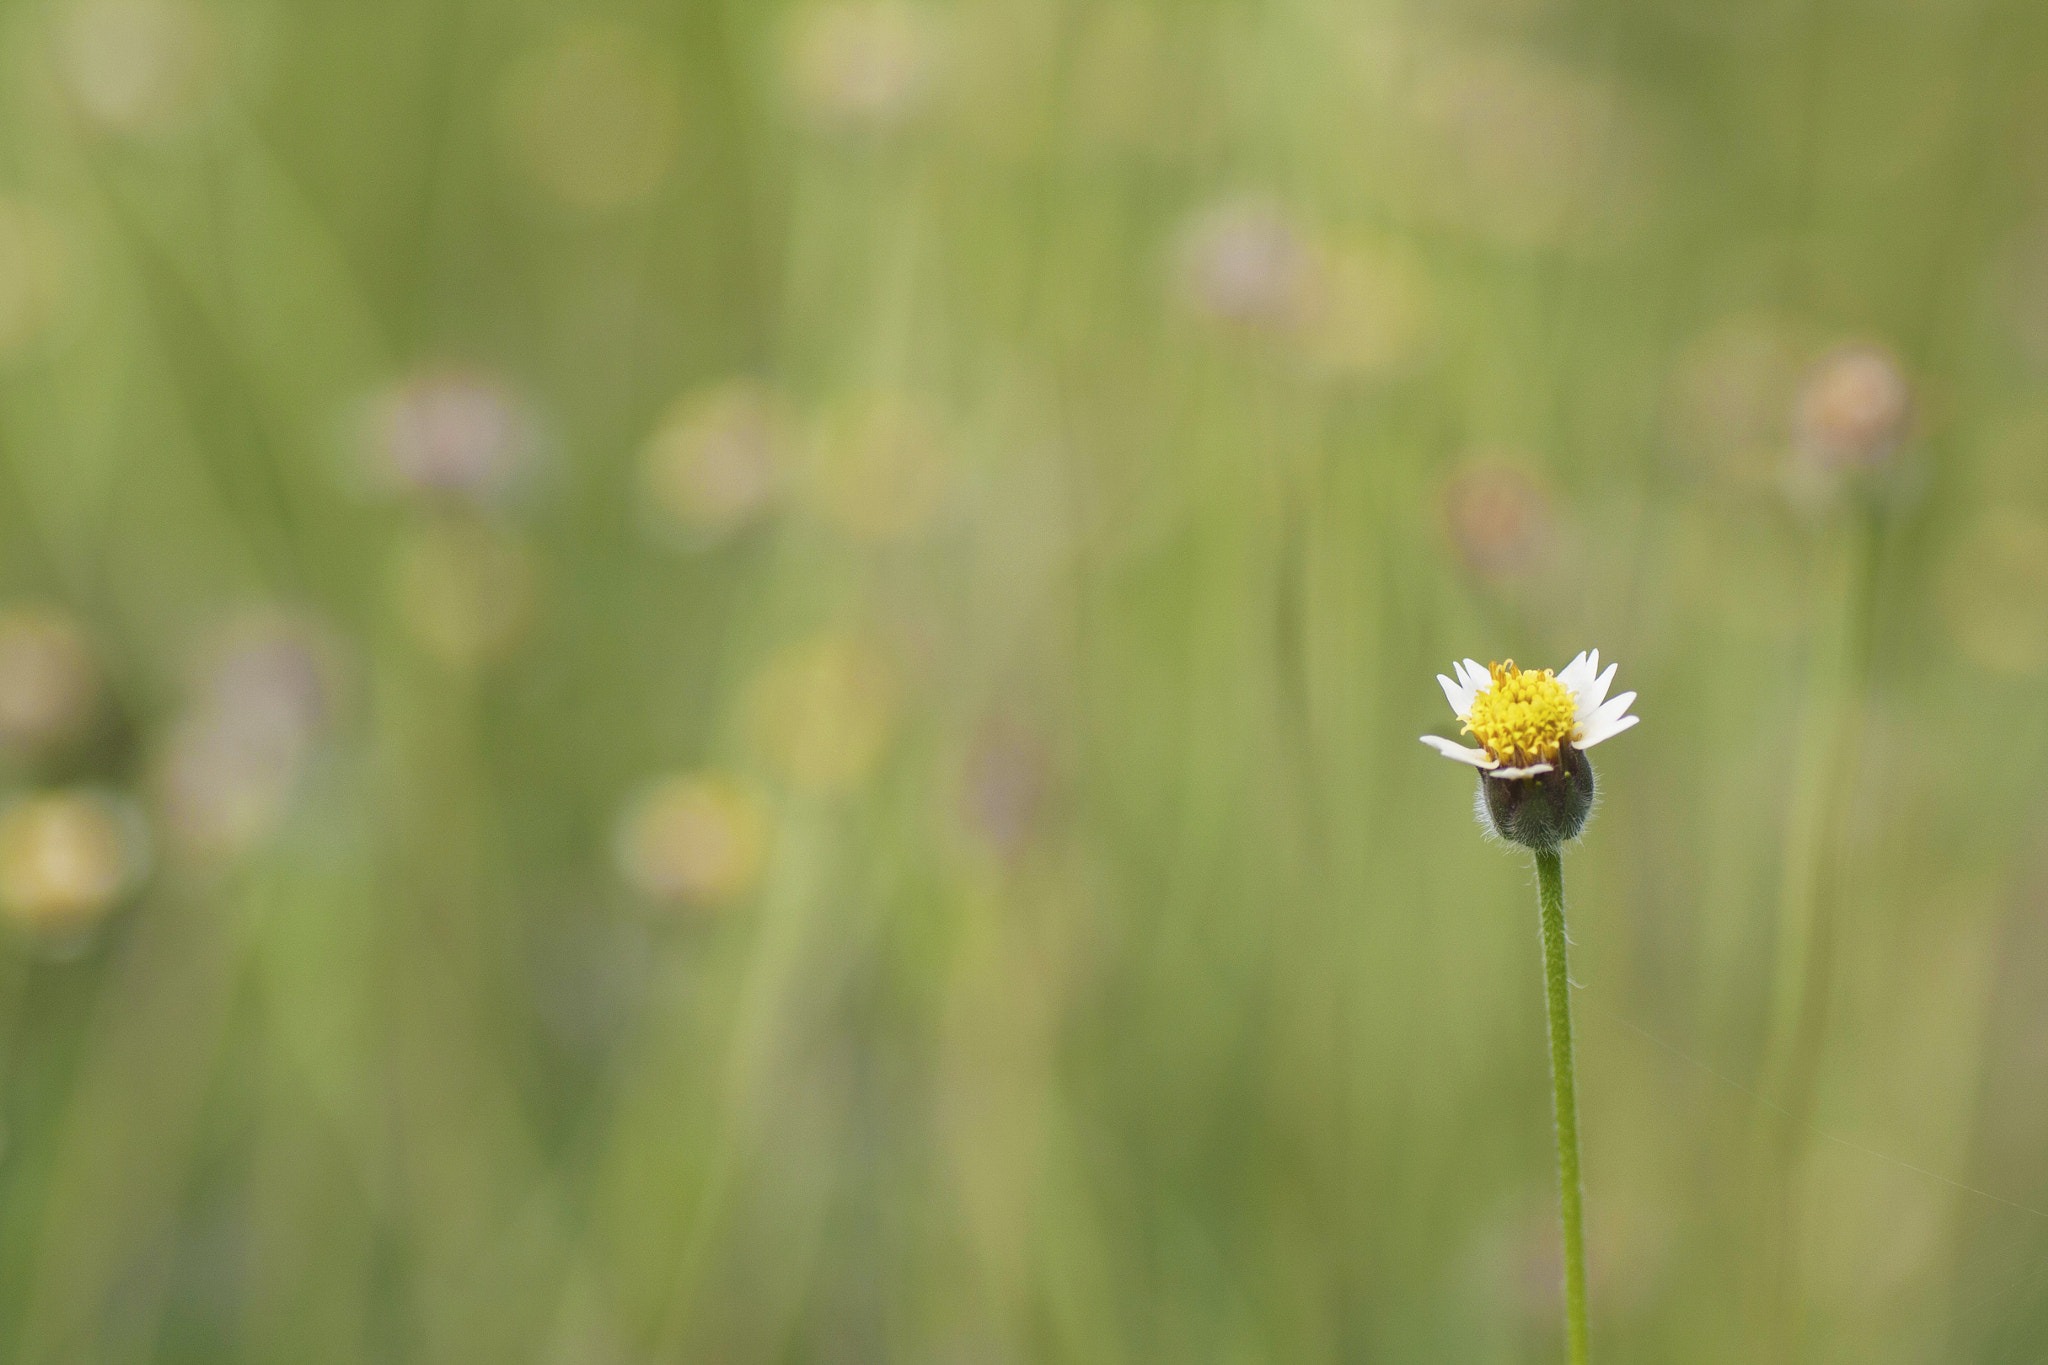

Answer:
[1421,652,1626,1351]
[1420,651,1638,779]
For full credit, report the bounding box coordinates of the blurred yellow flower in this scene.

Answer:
[747,635,896,795]
[1406,47,1652,249]
[0,202,72,360]
[614,774,771,907]
[0,608,99,756]
[392,517,536,668]
[1297,242,1435,381]
[1941,507,2048,677]
[501,26,679,213]
[784,1,937,132]
[640,381,787,543]
[806,394,952,543]
[1067,3,1173,156]
[54,0,222,137]
[0,791,145,934]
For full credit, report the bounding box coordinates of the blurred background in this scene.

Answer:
[0,0,2042,1360]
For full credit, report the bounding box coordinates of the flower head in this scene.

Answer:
[361,366,540,508]
[1793,344,1910,473]
[1421,651,1638,848]
[614,773,771,908]
[0,790,148,937]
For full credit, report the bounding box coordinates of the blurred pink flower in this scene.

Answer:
[157,613,342,861]
[1441,462,1557,583]
[1792,344,1911,472]
[1174,196,1314,330]
[361,366,540,507]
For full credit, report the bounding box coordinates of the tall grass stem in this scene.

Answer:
[1749,505,1882,1352]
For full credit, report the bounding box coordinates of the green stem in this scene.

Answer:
[1759,509,1873,1110]
[1536,847,1590,1365]
[1748,505,1880,1355]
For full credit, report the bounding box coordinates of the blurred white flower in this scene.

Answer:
[197,614,338,753]
[1173,196,1314,331]
[360,366,540,507]
[157,613,340,861]
[157,714,301,859]
[1175,203,1435,374]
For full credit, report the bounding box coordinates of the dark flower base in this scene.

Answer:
[1479,743,1595,850]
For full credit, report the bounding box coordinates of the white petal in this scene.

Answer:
[1454,660,1490,707]
[1437,672,1477,717]
[1573,713,1640,749]
[1557,664,1593,713]
[1557,651,1592,690]
[1570,662,1618,718]
[1487,762,1555,779]
[1559,650,1610,705]
[1420,735,1498,768]
[1591,690,1636,725]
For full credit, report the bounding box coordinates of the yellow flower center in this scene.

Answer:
[1462,660,1577,766]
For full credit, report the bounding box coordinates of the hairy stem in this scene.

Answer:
[1536,846,1590,1365]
